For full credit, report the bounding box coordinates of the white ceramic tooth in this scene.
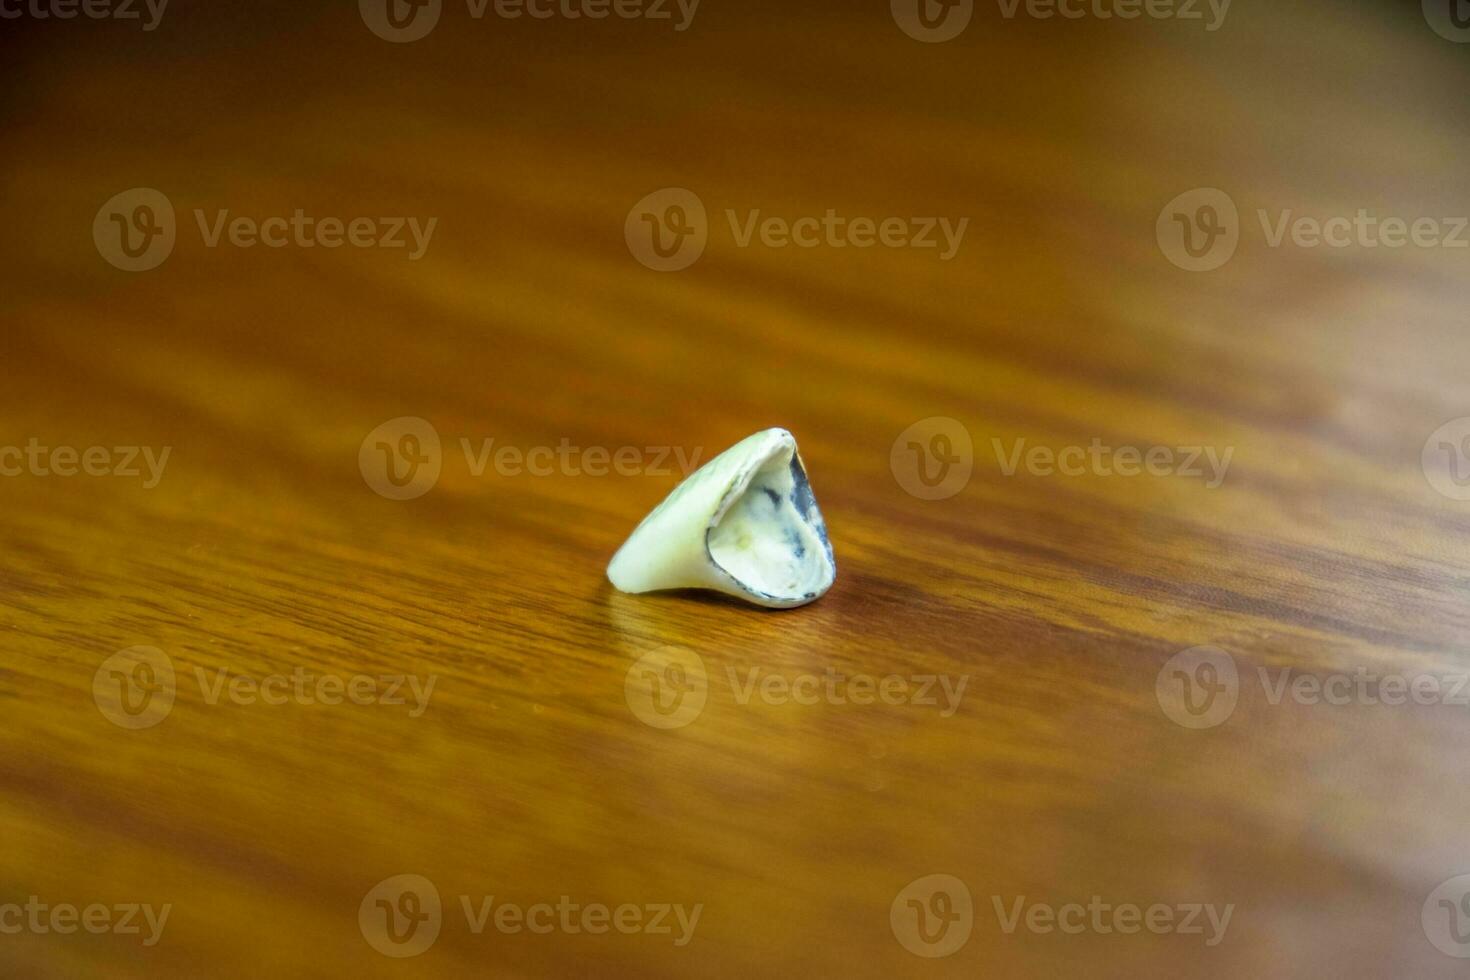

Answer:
[607,428,836,609]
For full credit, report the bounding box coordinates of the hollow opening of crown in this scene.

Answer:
[706,446,834,604]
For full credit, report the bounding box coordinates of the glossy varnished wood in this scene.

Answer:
[1,0,1468,976]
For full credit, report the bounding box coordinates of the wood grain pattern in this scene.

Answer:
[2,0,1469,975]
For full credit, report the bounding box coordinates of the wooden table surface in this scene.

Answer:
[3,0,1469,976]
